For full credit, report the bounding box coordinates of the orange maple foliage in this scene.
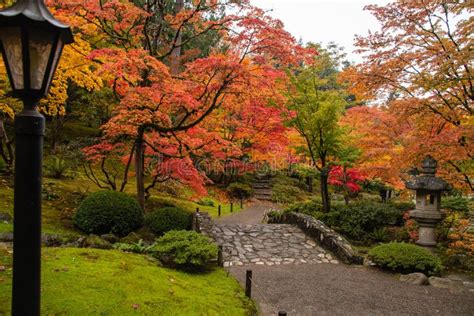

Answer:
[344,1,473,191]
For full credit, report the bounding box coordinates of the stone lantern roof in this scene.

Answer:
[405,156,451,191]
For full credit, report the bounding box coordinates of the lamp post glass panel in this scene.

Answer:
[0,0,73,314]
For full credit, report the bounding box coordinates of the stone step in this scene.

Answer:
[254,190,272,195]
[252,183,270,188]
[255,195,272,201]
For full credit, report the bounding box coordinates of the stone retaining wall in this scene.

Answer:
[271,212,363,265]
[193,211,213,236]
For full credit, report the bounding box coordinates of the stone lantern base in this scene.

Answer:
[409,210,444,247]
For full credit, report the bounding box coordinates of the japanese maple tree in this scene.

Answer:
[328,165,365,204]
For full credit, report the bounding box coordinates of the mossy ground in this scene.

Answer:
[0,247,255,315]
[0,172,243,235]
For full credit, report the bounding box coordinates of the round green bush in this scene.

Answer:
[368,242,442,276]
[151,230,217,268]
[145,207,191,235]
[73,191,143,237]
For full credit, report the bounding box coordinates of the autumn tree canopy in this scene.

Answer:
[42,0,313,207]
[344,0,473,191]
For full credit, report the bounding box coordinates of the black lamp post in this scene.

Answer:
[0,1,73,314]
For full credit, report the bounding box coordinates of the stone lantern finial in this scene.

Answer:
[421,155,437,176]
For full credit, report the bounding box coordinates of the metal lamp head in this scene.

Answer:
[0,0,73,104]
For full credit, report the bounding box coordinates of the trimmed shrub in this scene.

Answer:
[368,242,442,276]
[73,191,143,237]
[227,182,253,200]
[145,207,192,235]
[321,201,401,243]
[151,230,218,268]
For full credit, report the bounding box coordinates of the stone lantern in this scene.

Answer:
[406,156,451,247]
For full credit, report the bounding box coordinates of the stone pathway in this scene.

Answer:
[211,224,338,267]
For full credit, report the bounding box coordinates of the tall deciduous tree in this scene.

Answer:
[286,44,357,212]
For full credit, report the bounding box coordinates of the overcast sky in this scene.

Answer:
[251,0,392,63]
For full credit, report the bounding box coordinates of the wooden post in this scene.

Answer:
[196,207,200,213]
[240,198,243,209]
[230,203,233,213]
[278,312,287,316]
[217,245,223,267]
[245,270,252,298]
[218,205,221,216]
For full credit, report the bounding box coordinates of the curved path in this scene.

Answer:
[213,202,474,315]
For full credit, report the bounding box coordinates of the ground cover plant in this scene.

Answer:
[0,247,255,315]
[150,230,218,269]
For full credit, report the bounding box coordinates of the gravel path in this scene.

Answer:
[215,201,277,225]
[230,263,474,316]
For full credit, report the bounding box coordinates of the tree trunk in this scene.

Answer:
[135,137,146,210]
[306,176,313,193]
[0,118,14,168]
[320,168,330,212]
[170,0,184,76]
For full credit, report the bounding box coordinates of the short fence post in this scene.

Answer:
[217,245,223,267]
[245,270,252,298]
[240,198,243,209]
[218,205,221,216]
[278,312,287,316]
[230,203,233,213]
[196,207,200,213]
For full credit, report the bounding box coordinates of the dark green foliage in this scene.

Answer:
[227,182,253,200]
[388,201,415,212]
[151,230,218,268]
[0,159,5,172]
[371,227,389,242]
[387,200,414,224]
[113,239,155,254]
[197,198,215,207]
[44,155,72,179]
[368,242,442,276]
[73,191,143,237]
[145,207,192,236]
[321,201,401,243]
[284,198,324,218]
[441,196,470,214]
[266,210,284,223]
[271,183,303,204]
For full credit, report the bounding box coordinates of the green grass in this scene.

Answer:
[0,247,255,315]
[144,195,245,219]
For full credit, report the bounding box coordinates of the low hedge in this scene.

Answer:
[368,242,442,276]
[73,191,143,237]
[145,207,192,236]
